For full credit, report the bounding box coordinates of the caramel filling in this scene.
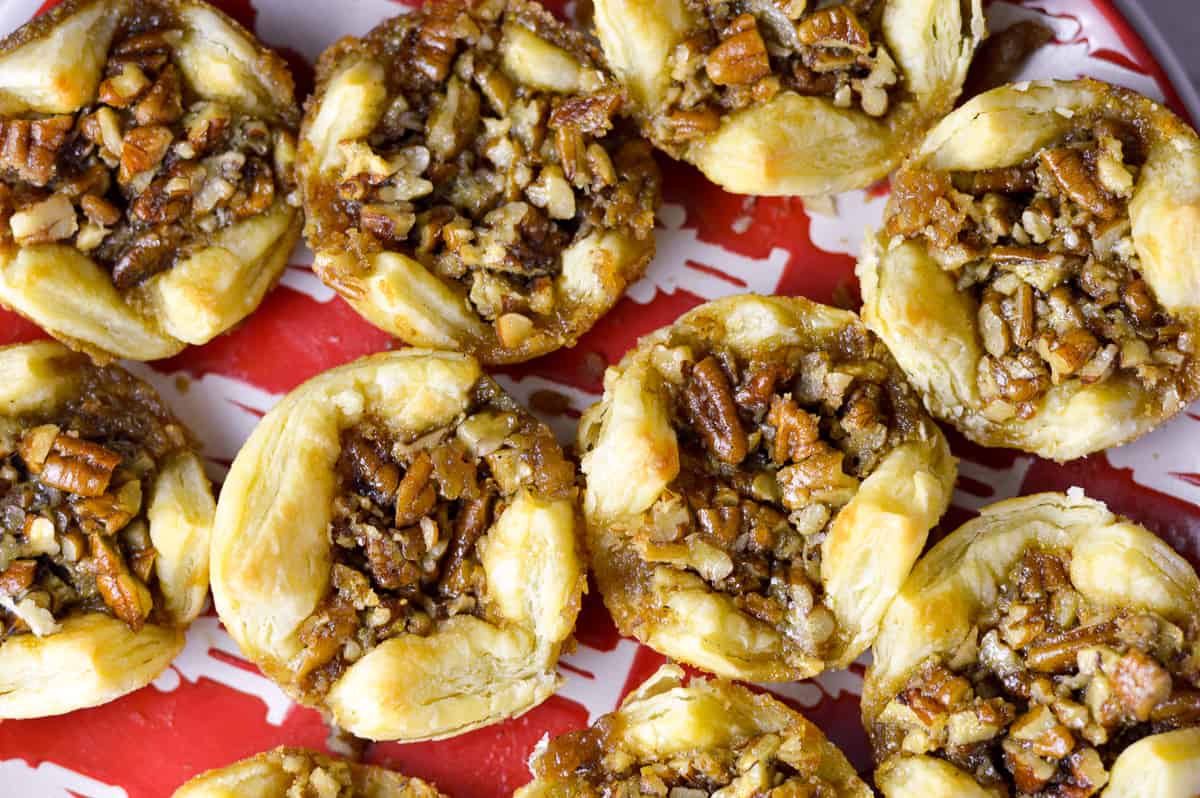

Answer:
[887,118,1197,419]
[873,549,1200,797]
[0,366,187,638]
[0,8,296,289]
[322,0,658,349]
[654,0,898,148]
[294,380,574,700]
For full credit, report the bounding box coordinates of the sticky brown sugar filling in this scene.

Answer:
[654,0,898,149]
[536,721,839,798]
[0,365,189,639]
[640,326,925,658]
[0,6,297,291]
[871,548,1200,798]
[294,378,575,701]
[886,116,1199,421]
[314,0,658,351]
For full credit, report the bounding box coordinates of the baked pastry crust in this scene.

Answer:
[577,295,955,681]
[862,491,1200,798]
[211,350,585,741]
[517,664,872,798]
[592,0,984,196]
[298,0,659,365]
[0,0,301,362]
[0,341,214,718]
[858,79,1200,461]
[173,747,448,798]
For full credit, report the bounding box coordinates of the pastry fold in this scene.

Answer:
[863,491,1200,798]
[0,341,214,718]
[211,350,585,741]
[593,0,984,195]
[578,294,955,680]
[298,0,660,364]
[517,664,872,798]
[0,0,301,361]
[858,79,1200,460]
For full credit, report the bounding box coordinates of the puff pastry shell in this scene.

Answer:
[0,341,214,718]
[862,491,1200,798]
[577,295,955,681]
[592,0,984,196]
[298,0,659,364]
[858,79,1200,460]
[173,747,448,798]
[517,664,871,798]
[0,0,301,362]
[211,350,585,741]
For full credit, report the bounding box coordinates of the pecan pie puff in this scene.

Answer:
[577,295,955,681]
[592,0,984,196]
[211,350,584,741]
[517,664,872,798]
[0,0,301,362]
[863,491,1200,798]
[0,341,214,718]
[858,79,1200,461]
[298,0,660,364]
[174,746,448,798]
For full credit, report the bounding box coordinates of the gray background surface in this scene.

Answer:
[1126,0,1200,89]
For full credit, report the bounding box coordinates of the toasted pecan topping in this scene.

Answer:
[704,15,770,87]
[312,0,658,351]
[886,117,1197,416]
[652,0,900,150]
[682,356,748,465]
[536,716,840,794]
[641,328,924,661]
[873,548,1200,797]
[0,8,296,292]
[0,363,190,640]
[293,378,573,702]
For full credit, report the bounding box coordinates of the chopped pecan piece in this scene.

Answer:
[663,108,721,140]
[682,356,748,465]
[39,435,122,497]
[0,559,37,596]
[1038,147,1120,220]
[111,227,180,289]
[133,64,184,126]
[796,6,871,51]
[296,593,359,681]
[704,15,771,87]
[438,491,494,598]
[394,451,437,527]
[119,124,173,184]
[549,90,623,136]
[90,532,151,631]
[1112,649,1173,721]
[767,396,821,463]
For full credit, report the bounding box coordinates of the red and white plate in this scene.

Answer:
[0,1,1197,796]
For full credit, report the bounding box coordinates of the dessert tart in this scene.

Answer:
[862,491,1200,798]
[211,350,585,741]
[591,0,984,196]
[0,0,302,362]
[577,295,956,681]
[858,79,1200,461]
[298,0,660,365]
[0,341,214,718]
[516,664,872,798]
[173,746,448,798]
